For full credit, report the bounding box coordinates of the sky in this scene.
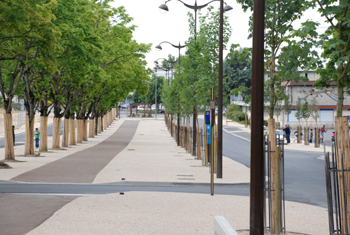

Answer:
[110,0,253,70]
[110,1,327,70]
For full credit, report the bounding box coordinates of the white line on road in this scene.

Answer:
[223,129,250,142]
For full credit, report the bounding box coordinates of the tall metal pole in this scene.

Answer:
[192,6,198,157]
[250,0,265,234]
[217,0,224,178]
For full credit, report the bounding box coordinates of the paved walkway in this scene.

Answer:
[0,116,329,235]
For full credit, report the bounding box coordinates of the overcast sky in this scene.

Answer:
[111,1,326,70]
[111,0,252,69]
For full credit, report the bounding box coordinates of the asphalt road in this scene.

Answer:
[192,115,327,208]
[0,122,64,148]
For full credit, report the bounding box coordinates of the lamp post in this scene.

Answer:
[155,58,178,85]
[159,0,232,170]
[155,41,186,65]
[155,41,186,146]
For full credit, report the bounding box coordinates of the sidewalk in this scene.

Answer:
[223,117,332,154]
[1,116,328,234]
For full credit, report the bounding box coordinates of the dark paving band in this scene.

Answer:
[12,120,139,183]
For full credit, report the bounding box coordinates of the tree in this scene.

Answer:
[0,0,58,159]
[284,96,292,124]
[224,44,252,106]
[312,0,350,117]
[237,0,318,120]
[310,96,319,127]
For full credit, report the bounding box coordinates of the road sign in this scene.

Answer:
[205,111,210,124]
[206,124,211,144]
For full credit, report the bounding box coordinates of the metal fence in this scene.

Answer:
[325,142,350,235]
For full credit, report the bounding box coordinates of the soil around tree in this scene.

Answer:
[0,161,12,169]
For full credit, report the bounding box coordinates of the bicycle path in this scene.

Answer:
[12,120,139,183]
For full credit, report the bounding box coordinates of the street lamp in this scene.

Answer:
[155,41,187,147]
[158,0,233,178]
[154,58,178,85]
[155,41,186,65]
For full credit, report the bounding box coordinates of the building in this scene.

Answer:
[231,69,350,129]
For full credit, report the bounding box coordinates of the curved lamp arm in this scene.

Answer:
[155,41,186,50]
[160,0,232,12]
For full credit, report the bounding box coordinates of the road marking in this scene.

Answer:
[223,129,250,142]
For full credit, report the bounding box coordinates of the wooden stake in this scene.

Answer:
[197,123,201,160]
[269,118,281,234]
[204,124,208,166]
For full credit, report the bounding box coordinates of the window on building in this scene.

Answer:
[305,73,308,78]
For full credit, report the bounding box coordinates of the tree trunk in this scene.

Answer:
[4,113,15,160]
[52,117,61,149]
[61,117,69,147]
[69,117,76,146]
[89,118,95,138]
[337,80,345,117]
[24,115,35,155]
[98,117,101,133]
[95,117,98,135]
[83,119,88,141]
[77,119,83,143]
[297,123,301,143]
[39,116,48,152]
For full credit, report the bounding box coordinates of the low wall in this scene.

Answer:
[214,216,238,235]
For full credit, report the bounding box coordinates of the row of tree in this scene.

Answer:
[0,0,151,159]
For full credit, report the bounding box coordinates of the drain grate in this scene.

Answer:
[177,178,195,180]
[177,175,193,177]
[128,149,135,151]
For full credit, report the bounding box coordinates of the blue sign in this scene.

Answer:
[206,124,211,144]
[348,116,350,121]
[205,110,210,124]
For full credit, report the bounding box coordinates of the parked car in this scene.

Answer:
[137,105,144,111]
[265,129,285,144]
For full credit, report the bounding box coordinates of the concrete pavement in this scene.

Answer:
[0,116,329,234]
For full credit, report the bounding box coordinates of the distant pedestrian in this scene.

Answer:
[12,125,15,146]
[34,128,40,148]
[320,125,326,143]
[283,124,291,144]
[309,129,313,143]
[294,131,298,143]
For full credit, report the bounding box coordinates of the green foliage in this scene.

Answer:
[224,44,252,106]
[301,100,311,123]
[312,0,350,117]
[226,104,246,123]
[310,96,319,124]
[237,0,318,119]
[294,98,303,123]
